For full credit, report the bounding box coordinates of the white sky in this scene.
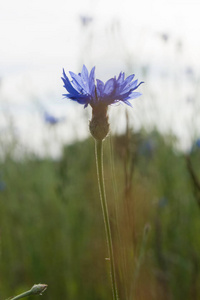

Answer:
[0,0,200,156]
[1,0,200,65]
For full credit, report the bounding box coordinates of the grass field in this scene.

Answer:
[0,127,200,300]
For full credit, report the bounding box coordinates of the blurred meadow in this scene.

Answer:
[1,0,200,299]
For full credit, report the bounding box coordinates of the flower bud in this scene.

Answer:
[30,284,48,295]
[89,104,110,141]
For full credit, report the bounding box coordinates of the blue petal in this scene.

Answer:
[62,69,79,95]
[89,66,96,94]
[63,92,89,104]
[123,100,133,107]
[129,79,138,90]
[131,81,144,91]
[117,72,125,83]
[119,78,141,96]
[127,92,142,99]
[69,71,89,94]
[120,74,135,91]
[76,95,91,105]
[96,79,104,97]
[81,64,89,79]
[104,78,115,95]
[84,103,89,108]
[81,65,89,91]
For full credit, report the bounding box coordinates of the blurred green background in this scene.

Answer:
[0,125,200,300]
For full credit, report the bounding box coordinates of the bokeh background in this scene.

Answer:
[0,0,200,299]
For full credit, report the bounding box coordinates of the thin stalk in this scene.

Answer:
[109,135,128,300]
[95,139,118,300]
[10,290,32,300]
[9,284,47,300]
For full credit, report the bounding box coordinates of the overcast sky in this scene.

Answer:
[1,0,200,66]
[0,0,200,156]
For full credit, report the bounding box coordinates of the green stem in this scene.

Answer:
[9,284,47,300]
[10,290,32,300]
[95,139,118,300]
[109,135,128,300]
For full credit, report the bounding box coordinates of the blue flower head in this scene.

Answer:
[61,65,144,108]
[80,15,93,27]
[44,112,64,125]
[196,138,200,148]
[61,65,144,140]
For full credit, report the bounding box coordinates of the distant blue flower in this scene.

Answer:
[158,197,168,208]
[0,181,6,191]
[185,67,194,76]
[139,138,156,158]
[160,33,169,42]
[44,112,64,125]
[80,15,93,26]
[190,138,200,153]
[196,138,200,148]
[61,65,144,108]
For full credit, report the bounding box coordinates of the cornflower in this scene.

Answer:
[44,111,64,125]
[61,65,143,300]
[62,65,143,140]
